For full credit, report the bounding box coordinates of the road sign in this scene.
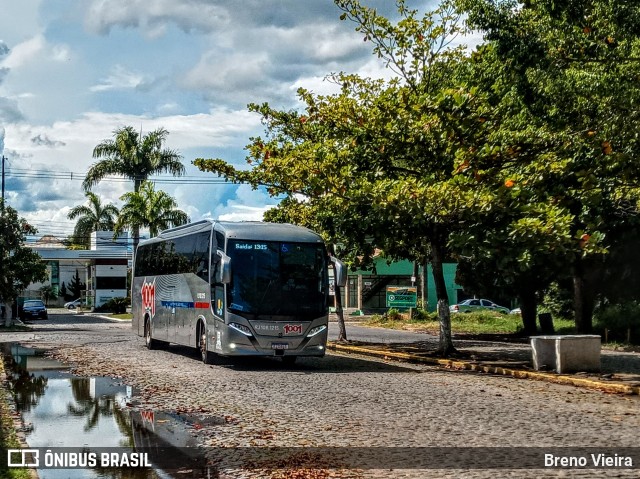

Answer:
[386,286,417,308]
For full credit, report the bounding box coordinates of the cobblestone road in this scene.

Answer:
[2,312,639,478]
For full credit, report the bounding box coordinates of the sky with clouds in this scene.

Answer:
[0,0,438,243]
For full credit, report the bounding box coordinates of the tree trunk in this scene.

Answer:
[335,283,348,342]
[573,258,594,333]
[5,299,15,327]
[518,287,538,336]
[431,241,456,356]
[3,301,11,327]
[133,178,142,257]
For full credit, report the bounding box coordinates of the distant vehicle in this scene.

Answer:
[510,308,521,315]
[64,299,84,309]
[21,300,48,320]
[449,298,509,314]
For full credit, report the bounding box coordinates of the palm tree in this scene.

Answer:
[115,181,189,238]
[67,191,119,248]
[83,126,185,251]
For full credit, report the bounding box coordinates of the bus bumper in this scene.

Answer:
[213,323,328,357]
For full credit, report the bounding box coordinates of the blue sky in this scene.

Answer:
[0,0,436,242]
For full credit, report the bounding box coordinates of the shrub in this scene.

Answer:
[594,301,640,343]
[96,297,130,314]
[411,308,436,321]
[385,308,403,321]
[541,282,574,319]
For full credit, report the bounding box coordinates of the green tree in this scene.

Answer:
[114,181,189,238]
[196,0,479,355]
[59,281,70,301]
[69,270,86,300]
[0,202,47,324]
[39,285,55,307]
[456,0,640,332]
[83,126,185,251]
[67,191,119,248]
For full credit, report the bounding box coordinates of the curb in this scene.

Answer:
[328,342,640,396]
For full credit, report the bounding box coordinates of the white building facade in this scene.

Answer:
[27,231,131,308]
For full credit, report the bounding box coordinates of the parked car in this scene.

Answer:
[449,298,510,314]
[64,299,84,309]
[20,300,48,320]
[510,307,521,315]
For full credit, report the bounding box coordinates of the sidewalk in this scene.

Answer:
[327,326,640,396]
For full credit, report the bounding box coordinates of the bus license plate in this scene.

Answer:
[271,343,289,350]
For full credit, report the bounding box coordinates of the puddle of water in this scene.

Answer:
[2,343,217,479]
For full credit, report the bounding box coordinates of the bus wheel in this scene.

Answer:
[282,356,297,365]
[199,328,213,365]
[145,318,157,350]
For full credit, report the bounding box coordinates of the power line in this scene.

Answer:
[6,167,239,185]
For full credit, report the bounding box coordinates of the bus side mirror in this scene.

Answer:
[215,250,231,284]
[331,257,347,287]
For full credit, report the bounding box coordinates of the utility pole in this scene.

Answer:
[1,155,5,325]
[1,155,5,208]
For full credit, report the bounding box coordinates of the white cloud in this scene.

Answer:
[90,65,144,92]
[0,0,460,240]
[183,184,278,223]
[182,52,269,94]
[51,44,72,62]
[1,35,46,69]
[1,35,71,70]
[3,108,262,234]
[84,0,229,36]
[218,204,274,222]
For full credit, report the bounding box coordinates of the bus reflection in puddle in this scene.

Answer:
[131,409,222,476]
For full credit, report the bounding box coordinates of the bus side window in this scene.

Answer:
[215,231,225,252]
[212,250,221,281]
[212,249,224,318]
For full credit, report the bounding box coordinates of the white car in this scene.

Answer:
[64,299,84,309]
[449,298,510,314]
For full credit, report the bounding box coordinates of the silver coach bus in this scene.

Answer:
[132,220,346,364]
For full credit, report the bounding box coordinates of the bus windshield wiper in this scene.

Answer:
[254,279,274,317]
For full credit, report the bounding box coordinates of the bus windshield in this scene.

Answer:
[226,240,327,318]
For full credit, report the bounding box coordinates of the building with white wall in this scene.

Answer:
[26,231,131,308]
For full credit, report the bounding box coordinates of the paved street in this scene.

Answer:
[2,311,640,478]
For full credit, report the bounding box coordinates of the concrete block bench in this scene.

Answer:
[531,335,601,374]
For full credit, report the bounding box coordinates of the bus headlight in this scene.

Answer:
[307,325,327,337]
[229,323,252,336]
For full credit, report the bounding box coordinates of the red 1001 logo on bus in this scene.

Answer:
[141,279,156,319]
[283,324,302,335]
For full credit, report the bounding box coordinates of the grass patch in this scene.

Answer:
[365,311,576,335]
[110,313,132,320]
[0,361,33,479]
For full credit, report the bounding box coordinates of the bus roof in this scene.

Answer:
[217,221,324,243]
[141,220,324,245]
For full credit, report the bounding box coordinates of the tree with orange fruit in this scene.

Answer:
[196,0,482,356]
[457,0,640,333]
